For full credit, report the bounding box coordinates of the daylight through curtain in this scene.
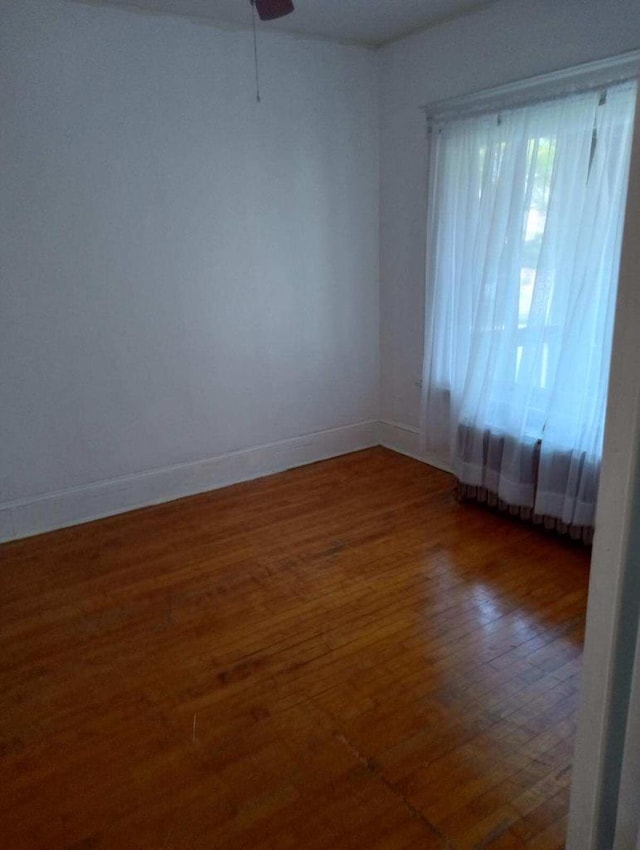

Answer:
[421,81,637,534]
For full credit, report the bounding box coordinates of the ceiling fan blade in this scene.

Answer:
[254,0,295,21]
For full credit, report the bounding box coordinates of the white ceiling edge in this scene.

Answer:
[66,0,504,49]
[70,0,375,48]
[369,0,502,48]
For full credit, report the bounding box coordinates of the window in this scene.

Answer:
[422,80,637,529]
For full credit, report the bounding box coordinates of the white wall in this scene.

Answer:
[4,0,640,541]
[0,0,379,539]
[378,0,640,447]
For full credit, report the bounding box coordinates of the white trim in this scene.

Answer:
[567,85,640,850]
[0,420,379,543]
[379,419,452,474]
[422,50,640,124]
[615,620,640,848]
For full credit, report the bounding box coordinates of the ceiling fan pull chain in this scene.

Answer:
[251,0,261,103]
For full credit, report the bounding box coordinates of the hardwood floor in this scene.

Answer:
[0,447,590,849]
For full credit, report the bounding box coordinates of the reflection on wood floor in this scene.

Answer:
[0,447,590,849]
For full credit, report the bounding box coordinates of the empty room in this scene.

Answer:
[2,1,640,848]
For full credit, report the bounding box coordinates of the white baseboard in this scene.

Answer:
[379,419,452,474]
[0,420,379,543]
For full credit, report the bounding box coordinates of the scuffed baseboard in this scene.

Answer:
[0,420,379,543]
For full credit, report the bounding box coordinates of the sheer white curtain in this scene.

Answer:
[422,82,637,530]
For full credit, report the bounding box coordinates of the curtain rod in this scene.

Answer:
[422,50,640,126]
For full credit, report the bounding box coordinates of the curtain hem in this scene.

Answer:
[455,480,594,545]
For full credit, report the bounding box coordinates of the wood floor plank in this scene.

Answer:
[0,448,590,849]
